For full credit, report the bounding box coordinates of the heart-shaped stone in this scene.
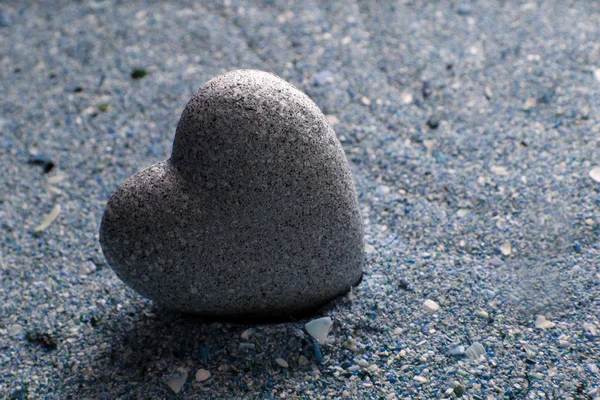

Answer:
[99,69,364,320]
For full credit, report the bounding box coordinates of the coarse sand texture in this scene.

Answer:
[99,69,364,320]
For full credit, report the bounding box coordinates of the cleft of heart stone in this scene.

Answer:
[99,69,364,321]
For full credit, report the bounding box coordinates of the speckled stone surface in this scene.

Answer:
[99,69,364,320]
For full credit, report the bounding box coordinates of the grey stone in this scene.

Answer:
[99,69,364,320]
[457,4,473,16]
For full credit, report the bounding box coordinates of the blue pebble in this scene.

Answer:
[573,242,581,253]
[313,341,323,364]
[200,346,209,364]
[457,4,472,16]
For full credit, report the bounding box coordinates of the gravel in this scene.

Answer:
[1,1,599,399]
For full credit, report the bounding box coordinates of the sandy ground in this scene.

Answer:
[1,1,599,399]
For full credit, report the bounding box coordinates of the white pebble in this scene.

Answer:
[535,315,556,329]
[589,166,600,183]
[413,375,428,383]
[195,368,211,382]
[423,299,440,313]
[456,209,469,218]
[500,241,512,256]
[305,317,333,344]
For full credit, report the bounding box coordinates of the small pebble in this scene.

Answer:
[523,97,537,110]
[200,346,209,364]
[8,324,22,338]
[454,383,466,396]
[422,81,432,98]
[457,209,469,218]
[313,341,323,364]
[325,114,340,126]
[413,375,428,383]
[474,310,489,319]
[457,4,472,15]
[313,70,333,86]
[305,317,333,344]
[426,115,440,129]
[195,369,210,382]
[297,355,309,366]
[583,322,598,337]
[558,340,570,349]
[423,299,440,313]
[167,371,187,394]
[535,315,556,329]
[240,328,254,341]
[275,358,289,368]
[81,260,97,275]
[500,241,512,256]
[34,204,61,233]
[490,256,503,267]
[400,92,413,104]
[589,167,600,183]
[448,344,465,356]
[491,166,510,176]
[238,343,256,351]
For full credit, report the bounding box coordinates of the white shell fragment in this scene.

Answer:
[305,317,333,344]
[167,371,187,393]
[423,299,440,313]
[535,315,556,329]
[195,369,211,382]
[589,167,600,183]
[465,342,486,360]
[34,204,61,232]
